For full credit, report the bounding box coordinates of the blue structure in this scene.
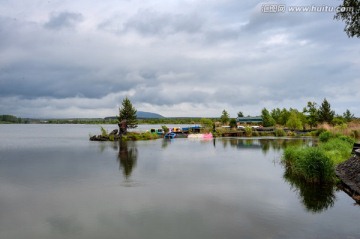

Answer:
[236,116,263,124]
[164,132,177,139]
[182,125,201,133]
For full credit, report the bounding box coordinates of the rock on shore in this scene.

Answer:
[335,150,360,203]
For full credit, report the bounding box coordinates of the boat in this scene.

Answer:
[164,132,177,139]
[150,128,164,135]
[174,132,188,138]
[203,133,213,139]
[188,133,213,139]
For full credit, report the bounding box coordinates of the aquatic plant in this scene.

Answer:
[283,147,335,183]
[320,137,354,165]
[282,133,355,183]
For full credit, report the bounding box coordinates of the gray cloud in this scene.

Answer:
[0,0,359,118]
[99,9,204,36]
[44,11,83,30]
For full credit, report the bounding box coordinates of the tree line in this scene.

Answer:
[0,115,22,123]
[220,98,355,130]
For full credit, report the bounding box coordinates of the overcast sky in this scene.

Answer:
[0,0,359,118]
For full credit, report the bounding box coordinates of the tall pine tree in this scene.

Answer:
[261,108,276,127]
[118,97,138,134]
[318,98,335,124]
[220,110,230,125]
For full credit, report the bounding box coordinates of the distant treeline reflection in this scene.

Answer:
[220,138,314,154]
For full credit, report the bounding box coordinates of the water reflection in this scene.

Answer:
[283,169,336,213]
[100,137,336,213]
[117,141,138,179]
[223,138,313,154]
[162,138,172,149]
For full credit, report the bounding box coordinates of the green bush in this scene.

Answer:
[314,128,327,136]
[100,126,108,137]
[244,127,252,137]
[318,131,334,142]
[338,135,355,145]
[287,131,297,137]
[275,128,286,137]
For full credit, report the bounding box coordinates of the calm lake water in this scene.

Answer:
[0,124,359,239]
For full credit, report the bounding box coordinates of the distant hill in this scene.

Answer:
[104,111,164,120]
[136,111,164,119]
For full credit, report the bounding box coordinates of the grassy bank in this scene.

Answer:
[282,132,355,183]
[90,127,161,141]
[121,132,161,141]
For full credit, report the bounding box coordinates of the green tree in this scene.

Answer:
[261,108,276,127]
[220,110,230,125]
[286,111,303,130]
[237,111,244,117]
[229,118,237,128]
[303,102,319,129]
[318,98,335,124]
[334,0,360,38]
[200,118,213,132]
[279,108,291,126]
[271,108,282,124]
[118,97,138,133]
[343,109,354,122]
[0,114,21,123]
[332,116,346,125]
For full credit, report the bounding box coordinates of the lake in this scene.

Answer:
[0,124,359,239]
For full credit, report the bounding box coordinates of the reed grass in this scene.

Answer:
[282,133,355,183]
[283,146,335,183]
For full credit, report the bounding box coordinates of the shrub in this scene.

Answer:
[275,128,286,137]
[314,128,327,136]
[287,131,297,137]
[162,125,169,133]
[352,130,359,139]
[318,131,334,142]
[100,126,108,137]
[215,127,228,135]
[338,135,355,145]
[244,126,252,137]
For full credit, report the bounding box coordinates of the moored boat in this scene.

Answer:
[164,132,177,139]
[188,133,213,139]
